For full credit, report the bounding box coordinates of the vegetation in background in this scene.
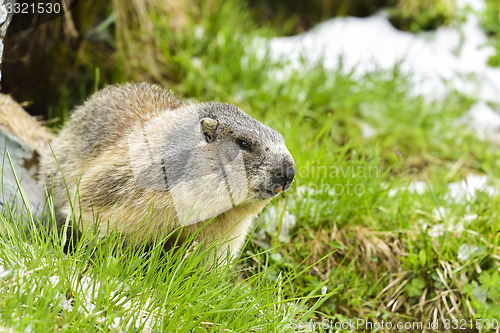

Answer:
[246,0,458,35]
[2,0,500,331]
[483,0,500,66]
[389,0,456,32]
[246,0,389,34]
[2,0,465,120]
[2,1,113,123]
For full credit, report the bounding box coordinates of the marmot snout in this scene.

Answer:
[41,83,296,261]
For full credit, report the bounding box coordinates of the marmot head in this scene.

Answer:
[127,101,296,225]
[198,102,296,202]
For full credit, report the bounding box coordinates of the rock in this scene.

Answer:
[0,130,47,223]
[0,93,53,226]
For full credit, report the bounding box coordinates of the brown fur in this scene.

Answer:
[40,83,296,262]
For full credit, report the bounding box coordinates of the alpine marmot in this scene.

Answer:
[40,83,296,261]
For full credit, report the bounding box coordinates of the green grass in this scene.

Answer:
[0,184,335,332]
[3,0,500,331]
[483,0,500,66]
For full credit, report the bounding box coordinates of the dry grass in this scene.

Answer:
[282,217,500,330]
[0,94,54,155]
[111,0,210,84]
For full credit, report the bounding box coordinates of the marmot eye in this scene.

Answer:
[236,139,251,152]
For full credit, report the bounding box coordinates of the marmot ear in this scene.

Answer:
[200,117,219,142]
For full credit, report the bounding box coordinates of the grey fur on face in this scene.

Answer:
[127,102,296,226]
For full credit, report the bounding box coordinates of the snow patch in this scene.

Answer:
[458,243,479,261]
[408,181,427,195]
[0,264,10,278]
[426,220,465,238]
[463,102,500,142]
[268,0,500,140]
[263,205,297,242]
[388,180,426,197]
[360,122,377,138]
[269,9,499,100]
[447,173,497,202]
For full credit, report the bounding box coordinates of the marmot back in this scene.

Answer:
[41,83,296,262]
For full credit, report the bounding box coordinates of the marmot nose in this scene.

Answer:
[271,158,296,193]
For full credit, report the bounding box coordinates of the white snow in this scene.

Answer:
[425,219,465,238]
[48,275,59,288]
[360,122,377,138]
[61,297,74,311]
[388,180,426,197]
[432,206,449,219]
[457,0,486,12]
[463,102,500,143]
[268,0,500,139]
[408,181,427,195]
[0,264,10,278]
[263,205,297,242]
[447,173,497,201]
[458,243,479,261]
[395,172,497,206]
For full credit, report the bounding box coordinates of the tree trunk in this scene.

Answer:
[0,1,49,225]
[0,0,15,83]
